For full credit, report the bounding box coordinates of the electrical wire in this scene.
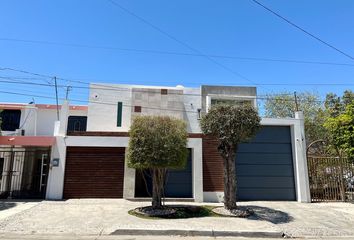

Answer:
[0,88,334,112]
[0,78,353,102]
[1,37,353,67]
[106,0,264,88]
[2,67,354,95]
[250,0,354,61]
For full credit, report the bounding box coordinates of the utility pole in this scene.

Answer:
[65,86,72,100]
[54,76,60,121]
[294,91,299,112]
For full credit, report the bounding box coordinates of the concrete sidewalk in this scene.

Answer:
[2,233,354,240]
[0,200,41,221]
[0,199,353,238]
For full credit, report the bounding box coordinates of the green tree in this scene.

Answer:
[264,92,326,145]
[127,116,188,209]
[324,103,354,160]
[325,90,354,117]
[200,104,261,210]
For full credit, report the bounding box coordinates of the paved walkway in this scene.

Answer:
[0,200,41,221]
[0,199,353,238]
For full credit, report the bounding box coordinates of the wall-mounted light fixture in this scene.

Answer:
[197,108,201,120]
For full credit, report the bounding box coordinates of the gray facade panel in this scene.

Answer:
[237,164,294,177]
[237,153,292,165]
[135,149,192,198]
[236,126,296,201]
[249,126,292,143]
[238,143,292,153]
[237,188,296,201]
[164,151,192,197]
[238,176,295,188]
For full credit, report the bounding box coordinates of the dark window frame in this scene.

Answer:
[117,102,123,127]
[134,106,142,113]
[161,89,168,95]
[0,109,21,131]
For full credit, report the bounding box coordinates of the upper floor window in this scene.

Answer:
[134,106,142,113]
[117,102,123,127]
[211,98,253,106]
[67,116,87,132]
[0,110,21,131]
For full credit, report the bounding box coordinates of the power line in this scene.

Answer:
[1,78,354,103]
[1,78,354,90]
[1,37,353,67]
[0,90,199,113]
[250,0,354,61]
[0,87,332,109]
[2,67,354,98]
[0,67,53,85]
[106,0,262,88]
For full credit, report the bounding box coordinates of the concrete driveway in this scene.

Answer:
[0,199,353,238]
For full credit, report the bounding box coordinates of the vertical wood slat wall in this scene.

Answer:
[202,136,224,191]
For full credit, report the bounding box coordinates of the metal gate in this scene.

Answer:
[308,156,354,202]
[0,148,50,199]
[307,140,354,202]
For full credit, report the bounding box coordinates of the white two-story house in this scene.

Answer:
[0,83,310,203]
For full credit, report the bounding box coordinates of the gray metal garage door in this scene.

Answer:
[135,149,192,198]
[236,126,296,201]
[164,149,192,197]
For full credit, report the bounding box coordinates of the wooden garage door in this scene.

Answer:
[64,147,125,198]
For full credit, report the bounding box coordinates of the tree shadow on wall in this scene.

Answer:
[245,205,294,224]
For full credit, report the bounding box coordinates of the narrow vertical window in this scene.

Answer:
[117,102,123,127]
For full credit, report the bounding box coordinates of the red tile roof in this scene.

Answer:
[0,103,88,111]
[0,136,56,146]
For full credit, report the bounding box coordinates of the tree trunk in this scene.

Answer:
[223,146,237,210]
[223,156,230,206]
[151,168,165,209]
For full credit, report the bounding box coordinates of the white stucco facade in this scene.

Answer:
[2,83,311,203]
[0,103,87,137]
[86,84,203,133]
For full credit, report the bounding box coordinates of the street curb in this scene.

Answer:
[110,229,284,238]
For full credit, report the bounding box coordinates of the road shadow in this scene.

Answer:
[245,205,293,224]
[0,202,17,211]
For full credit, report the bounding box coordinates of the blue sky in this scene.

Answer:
[0,0,353,106]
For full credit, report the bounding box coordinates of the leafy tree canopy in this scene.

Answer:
[127,115,188,169]
[200,104,261,210]
[264,90,354,151]
[264,91,325,145]
[325,90,354,117]
[201,104,261,148]
[324,103,354,160]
